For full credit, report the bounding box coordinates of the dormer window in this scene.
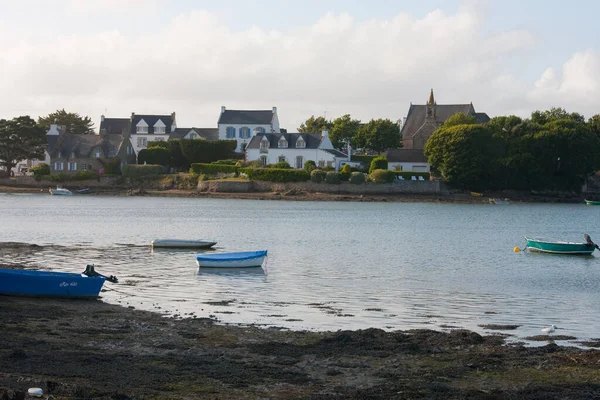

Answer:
[296,137,306,149]
[136,119,149,134]
[278,137,288,148]
[155,126,166,134]
[260,139,269,151]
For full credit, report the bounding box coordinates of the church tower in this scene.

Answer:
[425,89,436,121]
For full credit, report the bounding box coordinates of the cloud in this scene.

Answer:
[0,3,597,130]
[66,0,156,15]
[529,50,600,116]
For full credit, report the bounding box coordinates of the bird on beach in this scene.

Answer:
[541,325,556,334]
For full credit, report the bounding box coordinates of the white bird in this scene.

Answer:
[541,325,556,334]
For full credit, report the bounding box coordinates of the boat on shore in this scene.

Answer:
[152,239,217,249]
[489,198,510,205]
[0,265,118,298]
[77,188,90,194]
[49,186,72,196]
[585,199,600,205]
[524,234,599,255]
[195,250,268,268]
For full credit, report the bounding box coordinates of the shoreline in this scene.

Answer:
[0,184,588,204]
[2,295,600,399]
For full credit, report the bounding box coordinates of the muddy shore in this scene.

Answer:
[2,295,600,399]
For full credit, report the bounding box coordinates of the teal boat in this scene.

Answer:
[585,199,600,205]
[525,234,599,255]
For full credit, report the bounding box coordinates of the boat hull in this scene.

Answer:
[525,238,595,255]
[49,188,72,196]
[152,239,217,249]
[585,200,600,205]
[0,268,105,297]
[195,250,267,268]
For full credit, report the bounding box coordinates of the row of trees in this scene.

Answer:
[298,115,401,154]
[424,108,600,192]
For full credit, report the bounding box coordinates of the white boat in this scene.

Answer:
[195,250,267,268]
[151,239,217,249]
[49,187,73,196]
[489,198,510,205]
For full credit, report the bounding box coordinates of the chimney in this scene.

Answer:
[221,106,226,114]
[101,115,105,122]
[131,112,135,120]
[347,142,351,162]
[272,106,277,114]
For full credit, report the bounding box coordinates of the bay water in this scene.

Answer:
[1,193,600,344]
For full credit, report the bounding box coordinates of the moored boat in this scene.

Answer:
[77,188,90,194]
[585,199,600,205]
[49,186,72,196]
[0,265,118,298]
[195,250,268,268]
[524,234,599,255]
[489,198,510,205]
[152,239,217,249]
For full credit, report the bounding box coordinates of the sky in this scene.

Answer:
[0,0,599,131]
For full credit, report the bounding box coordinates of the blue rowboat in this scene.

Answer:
[525,235,599,255]
[195,250,268,268]
[0,265,118,298]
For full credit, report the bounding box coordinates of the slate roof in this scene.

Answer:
[401,103,477,140]
[246,133,322,150]
[218,110,274,125]
[321,148,348,158]
[99,118,130,135]
[49,134,127,159]
[474,112,491,124]
[385,149,429,163]
[170,128,219,140]
[131,114,174,134]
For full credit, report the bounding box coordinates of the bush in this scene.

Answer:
[369,169,395,183]
[325,171,340,184]
[138,147,170,167]
[212,159,239,165]
[240,168,310,182]
[274,161,292,169]
[369,156,388,174]
[71,171,97,181]
[350,171,366,184]
[190,163,238,176]
[341,164,352,173]
[310,169,326,183]
[339,172,351,181]
[180,139,237,165]
[122,164,167,178]
[47,173,66,182]
[29,163,50,176]
[304,160,317,172]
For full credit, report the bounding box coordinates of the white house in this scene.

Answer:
[245,130,348,171]
[217,106,280,152]
[385,149,431,172]
[170,127,218,140]
[128,112,176,155]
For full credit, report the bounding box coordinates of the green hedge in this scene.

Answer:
[122,164,167,177]
[240,168,310,182]
[190,163,238,175]
[350,172,366,184]
[350,155,375,165]
[369,169,396,183]
[369,156,388,174]
[325,171,340,184]
[138,147,170,166]
[310,169,326,183]
[393,171,430,180]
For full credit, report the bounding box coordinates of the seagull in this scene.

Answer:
[541,325,556,334]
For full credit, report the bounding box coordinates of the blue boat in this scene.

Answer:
[524,234,599,255]
[0,265,118,298]
[195,250,268,268]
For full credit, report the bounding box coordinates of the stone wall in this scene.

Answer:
[0,176,120,188]
[198,179,441,194]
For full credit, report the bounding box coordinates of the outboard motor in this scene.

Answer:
[584,234,600,250]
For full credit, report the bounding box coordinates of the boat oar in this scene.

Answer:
[82,264,119,283]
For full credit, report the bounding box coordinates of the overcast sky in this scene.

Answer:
[1,0,599,131]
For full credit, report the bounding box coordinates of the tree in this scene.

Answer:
[354,119,401,154]
[530,107,585,125]
[588,114,600,139]
[0,116,46,174]
[298,115,333,133]
[330,114,361,149]
[424,124,501,191]
[38,109,95,135]
[442,112,478,128]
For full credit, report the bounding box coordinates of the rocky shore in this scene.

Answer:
[1,295,600,399]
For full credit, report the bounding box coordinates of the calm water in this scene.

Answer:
[2,193,600,344]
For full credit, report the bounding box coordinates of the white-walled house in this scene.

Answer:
[128,112,176,155]
[217,106,280,152]
[245,130,347,171]
[385,149,431,172]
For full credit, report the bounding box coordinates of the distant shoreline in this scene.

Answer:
[0,184,587,204]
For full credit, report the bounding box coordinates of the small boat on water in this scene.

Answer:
[152,239,217,249]
[524,234,599,255]
[0,264,118,298]
[49,186,72,196]
[489,198,510,205]
[77,188,90,194]
[195,250,268,268]
[585,199,600,205]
